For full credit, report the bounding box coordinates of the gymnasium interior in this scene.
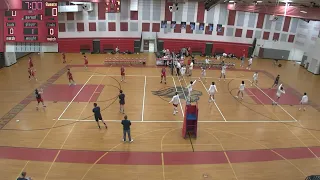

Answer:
[0,0,320,179]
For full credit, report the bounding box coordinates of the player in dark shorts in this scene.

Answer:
[35,89,46,110]
[119,90,125,114]
[92,103,107,129]
[271,75,280,88]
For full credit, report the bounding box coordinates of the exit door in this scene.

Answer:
[143,40,149,51]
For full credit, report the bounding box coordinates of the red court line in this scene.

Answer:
[40,84,104,102]
[97,152,161,165]
[246,88,300,105]
[163,151,228,165]
[0,146,320,165]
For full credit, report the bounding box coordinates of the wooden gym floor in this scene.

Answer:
[0,53,320,180]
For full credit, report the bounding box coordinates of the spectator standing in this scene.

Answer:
[121,115,133,142]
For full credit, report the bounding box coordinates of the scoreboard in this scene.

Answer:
[4,1,58,42]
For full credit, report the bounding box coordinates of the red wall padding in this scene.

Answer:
[0,10,4,52]
[58,38,138,53]
[160,39,250,57]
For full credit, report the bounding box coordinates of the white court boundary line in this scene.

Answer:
[92,74,246,80]
[58,118,296,123]
[248,79,297,122]
[141,76,146,121]
[57,75,94,120]
[198,78,227,121]
[171,76,184,117]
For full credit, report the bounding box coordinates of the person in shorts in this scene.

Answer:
[92,103,107,129]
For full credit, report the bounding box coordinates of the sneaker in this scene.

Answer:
[160,81,162,83]
[165,82,166,84]
[122,139,125,142]
[235,96,238,98]
[130,139,134,143]
[224,79,226,82]
[241,97,243,100]
[303,108,306,111]
[219,79,221,81]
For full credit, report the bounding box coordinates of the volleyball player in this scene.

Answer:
[200,67,207,82]
[205,57,210,69]
[219,63,227,81]
[35,88,46,110]
[84,55,88,69]
[271,75,280,88]
[240,56,245,67]
[246,57,253,70]
[121,66,126,82]
[169,92,180,115]
[207,82,218,102]
[251,72,258,86]
[119,90,125,114]
[299,92,308,111]
[28,57,33,68]
[180,65,186,76]
[67,69,76,85]
[160,67,166,84]
[272,84,285,105]
[28,67,37,81]
[236,81,245,99]
[187,80,197,102]
[189,60,194,76]
[62,53,66,63]
[92,103,107,129]
[176,61,181,77]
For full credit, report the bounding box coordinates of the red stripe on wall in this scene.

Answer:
[288,34,295,43]
[228,10,236,25]
[283,16,291,32]
[235,29,243,37]
[246,30,253,38]
[263,32,270,40]
[174,24,181,33]
[273,33,280,41]
[197,2,205,23]
[256,13,265,29]
[0,10,4,52]
[98,2,106,20]
[165,0,173,21]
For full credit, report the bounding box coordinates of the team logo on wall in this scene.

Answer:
[171,21,176,29]
[208,24,214,31]
[152,86,202,103]
[161,21,167,28]
[190,22,195,30]
[181,22,186,29]
[217,24,222,32]
[199,23,205,30]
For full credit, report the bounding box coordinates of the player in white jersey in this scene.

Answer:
[219,64,227,81]
[187,80,197,102]
[236,81,245,99]
[189,60,194,76]
[246,57,253,70]
[207,82,218,102]
[272,84,285,105]
[200,67,207,82]
[205,57,210,69]
[169,92,180,115]
[299,92,308,111]
[251,72,259,86]
[180,65,186,76]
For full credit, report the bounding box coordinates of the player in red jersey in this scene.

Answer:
[160,67,166,84]
[28,57,33,68]
[120,66,126,82]
[35,88,46,110]
[67,69,76,85]
[84,55,88,69]
[62,53,66,63]
[28,67,37,81]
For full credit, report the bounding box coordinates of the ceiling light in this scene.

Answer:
[300,10,307,13]
[257,0,263,2]
[281,0,292,2]
[229,0,235,3]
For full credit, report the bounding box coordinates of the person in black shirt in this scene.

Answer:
[271,75,280,88]
[121,115,133,142]
[119,90,125,114]
[92,103,107,129]
[17,172,32,180]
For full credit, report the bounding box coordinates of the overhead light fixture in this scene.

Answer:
[257,0,263,3]
[300,10,307,13]
[281,0,292,2]
[229,0,235,3]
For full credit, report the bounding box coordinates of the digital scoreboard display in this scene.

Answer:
[4,1,58,42]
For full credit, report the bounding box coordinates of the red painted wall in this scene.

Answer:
[160,39,250,57]
[0,10,4,52]
[58,38,138,53]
